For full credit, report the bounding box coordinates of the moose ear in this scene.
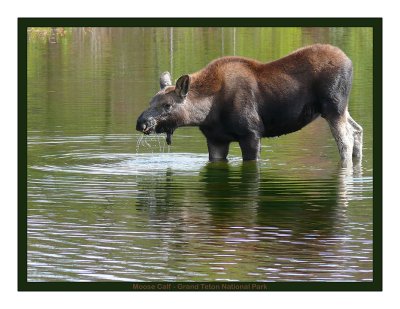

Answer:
[175,75,190,98]
[160,71,172,89]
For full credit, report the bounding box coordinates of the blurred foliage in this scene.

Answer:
[27,27,373,157]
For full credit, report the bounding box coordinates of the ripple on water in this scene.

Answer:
[28,134,373,283]
[31,152,210,176]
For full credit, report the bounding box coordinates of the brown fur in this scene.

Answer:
[137,44,363,165]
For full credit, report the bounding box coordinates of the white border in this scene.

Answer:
[2,0,397,308]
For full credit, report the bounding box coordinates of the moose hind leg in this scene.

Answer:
[327,116,354,167]
[347,112,363,159]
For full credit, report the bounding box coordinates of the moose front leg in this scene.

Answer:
[207,139,230,162]
[239,136,261,161]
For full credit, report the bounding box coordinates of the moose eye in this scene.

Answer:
[164,103,172,111]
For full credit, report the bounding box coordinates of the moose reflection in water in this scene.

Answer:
[133,161,370,281]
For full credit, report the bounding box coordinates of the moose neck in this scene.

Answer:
[183,94,213,126]
[180,72,219,126]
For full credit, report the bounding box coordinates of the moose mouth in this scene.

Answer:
[141,123,175,145]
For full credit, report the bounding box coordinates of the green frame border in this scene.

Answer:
[18,17,382,291]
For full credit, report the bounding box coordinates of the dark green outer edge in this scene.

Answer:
[20,17,380,27]
[18,17,382,292]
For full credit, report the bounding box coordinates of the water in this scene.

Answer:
[27,27,373,282]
